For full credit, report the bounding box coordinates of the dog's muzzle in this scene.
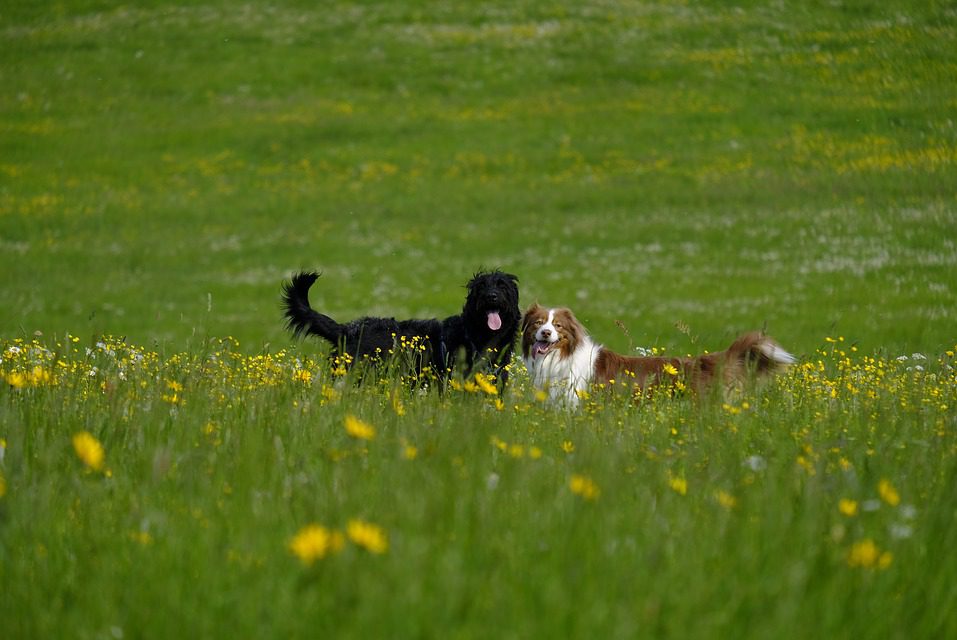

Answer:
[531,340,553,358]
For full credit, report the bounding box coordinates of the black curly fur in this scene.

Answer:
[281,270,521,389]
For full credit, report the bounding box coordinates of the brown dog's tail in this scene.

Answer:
[726,331,797,375]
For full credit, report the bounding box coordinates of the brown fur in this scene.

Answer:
[522,304,794,399]
[592,331,786,396]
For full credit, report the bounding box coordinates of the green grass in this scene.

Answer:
[2,1,957,637]
[2,337,956,638]
[2,0,955,353]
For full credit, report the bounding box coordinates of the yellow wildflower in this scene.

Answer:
[289,524,345,565]
[293,369,312,384]
[847,539,892,569]
[391,391,406,416]
[796,455,816,475]
[561,440,575,454]
[161,392,183,405]
[847,538,880,567]
[344,415,376,441]
[662,363,679,376]
[321,385,340,403]
[715,490,737,509]
[129,531,154,546]
[569,474,600,501]
[72,431,105,472]
[347,519,388,554]
[723,403,741,415]
[5,366,53,388]
[669,476,688,496]
[838,499,859,517]
[473,373,498,395]
[5,371,27,388]
[878,479,900,506]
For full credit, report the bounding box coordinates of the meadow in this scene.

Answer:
[2,0,956,637]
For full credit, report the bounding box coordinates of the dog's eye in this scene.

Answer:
[554,323,563,329]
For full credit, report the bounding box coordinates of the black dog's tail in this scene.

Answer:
[281,271,344,344]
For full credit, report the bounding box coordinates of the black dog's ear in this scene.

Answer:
[503,272,519,283]
[466,269,486,288]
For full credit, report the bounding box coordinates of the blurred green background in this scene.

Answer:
[2,0,955,354]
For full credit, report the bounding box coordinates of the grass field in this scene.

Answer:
[2,1,957,637]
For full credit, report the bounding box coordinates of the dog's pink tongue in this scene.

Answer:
[487,311,502,331]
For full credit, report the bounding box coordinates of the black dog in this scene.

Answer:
[281,270,521,389]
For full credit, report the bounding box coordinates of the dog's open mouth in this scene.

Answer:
[532,341,553,358]
[487,311,502,331]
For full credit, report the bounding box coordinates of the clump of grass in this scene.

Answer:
[1,335,955,637]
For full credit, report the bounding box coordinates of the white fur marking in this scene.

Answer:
[522,309,601,409]
[759,340,797,364]
[536,309,558,344]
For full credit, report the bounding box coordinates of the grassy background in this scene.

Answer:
[2,0,955,355]
[2,1,957,638]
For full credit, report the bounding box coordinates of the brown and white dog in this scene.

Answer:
[521,304,796,408]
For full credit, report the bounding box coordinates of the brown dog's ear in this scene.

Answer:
[554,308,585,344]
[563,307,581,325]
[520,303,544,333]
